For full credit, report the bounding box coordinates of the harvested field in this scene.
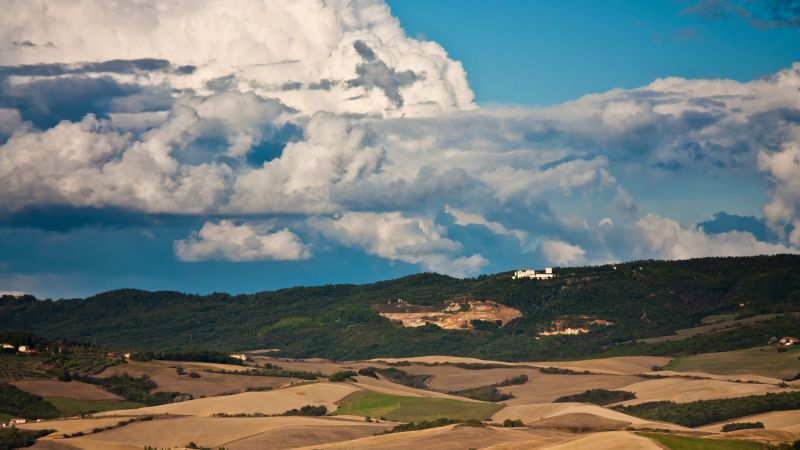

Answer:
[646,370,785,385]
[498,374,643,405]
[97,359,297,396]
[491,402,689,431]
[11,380,121,401]
[527,412,631,432]
[399,364,540,391]
[352,375,483,402]
[525,356,671,375]
[373,355,669,375]
[615,377,782,406]
[94,381,360,417]
[710,429,800,444]
[666,346,800,380]
[639,431,772,449]
[57,416,389,450]
[248,356,386,376]
[698,410,800,433]
[291,424,573,450]
[371,355,513,366]
[19,417,135,437]
[541,431,663,450]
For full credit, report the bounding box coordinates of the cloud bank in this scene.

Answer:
[0,0,798,281]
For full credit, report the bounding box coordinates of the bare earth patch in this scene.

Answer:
[374,300,522,330]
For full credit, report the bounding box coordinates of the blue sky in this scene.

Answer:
[387,0,800,105]
[0,0,799,298]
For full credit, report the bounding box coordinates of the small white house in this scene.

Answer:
[513,268,554,280]
[17,345,32,353]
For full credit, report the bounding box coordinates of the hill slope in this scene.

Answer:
[1,255,799,361]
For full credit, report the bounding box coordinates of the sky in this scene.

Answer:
[0,0,799,298]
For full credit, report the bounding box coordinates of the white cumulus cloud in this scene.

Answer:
[758,141,800,245]
[540,240,586,266]
[0,0,473,118]
[174,220,311,262]
[634,214,796,260]
[310,211,487,277]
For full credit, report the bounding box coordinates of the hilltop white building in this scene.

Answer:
[513,268,554,280]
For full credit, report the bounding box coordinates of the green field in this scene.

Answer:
[45,397,143,417]
[0,354,51,381]
[638,433,772,450]
[666,346,800,379]
[701,314,740,325]
[333,391,502,422]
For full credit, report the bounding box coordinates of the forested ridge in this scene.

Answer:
[1,255,799,361]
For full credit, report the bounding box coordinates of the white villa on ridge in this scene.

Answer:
[513,268,554,280]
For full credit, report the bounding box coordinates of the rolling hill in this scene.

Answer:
[1,255,799,361]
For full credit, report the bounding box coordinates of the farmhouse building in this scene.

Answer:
[513,268,554,280]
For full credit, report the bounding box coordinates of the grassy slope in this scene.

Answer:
[638,314,786,344]
[45,397,144,417]
[638,432,771,450]
[1,255,799,361]
[333,391,502,422]
[666,346,800,379]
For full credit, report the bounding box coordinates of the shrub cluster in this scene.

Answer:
[0,428,54,450]
[721,422,765,432]
[280,404,328,416]
[74,373,184,405]
[328,371,357,382]
[450,373,529,402]
[0,383,59,419]
[387,418,484,434]
[554,389,636,406]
